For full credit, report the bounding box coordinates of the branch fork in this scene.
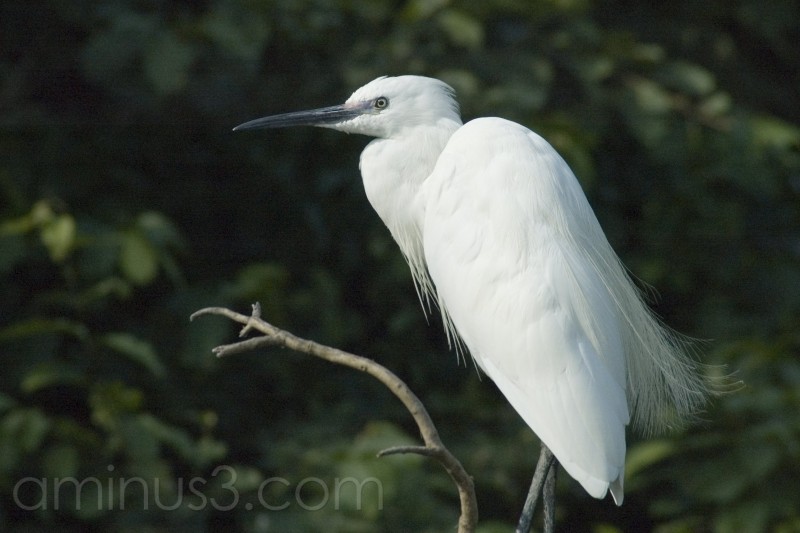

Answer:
[191,303,478,532]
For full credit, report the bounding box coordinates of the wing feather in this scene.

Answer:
[421,117,629,502]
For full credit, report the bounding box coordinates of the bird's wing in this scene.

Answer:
[421,117,628,502]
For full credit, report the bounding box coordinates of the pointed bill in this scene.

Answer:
[233,101,372,131]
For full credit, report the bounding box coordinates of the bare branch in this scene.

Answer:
[377,445,440,458]
[191,303,478,532]
[211,336,281,357]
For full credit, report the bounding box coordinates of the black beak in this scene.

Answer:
[233,102,370,131]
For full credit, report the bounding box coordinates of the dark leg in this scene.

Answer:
[543,450,558,533]
[516,443,557,533]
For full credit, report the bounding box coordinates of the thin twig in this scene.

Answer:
[191,303,478,532]
[377,445,440,458]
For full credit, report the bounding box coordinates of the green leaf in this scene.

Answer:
[403,0,448,20]
[193,435,229,467]
[136,414,215,466]
[660,61,716,96]
[40,213,76,262]
[229,262,289,300]
[751,115,800,149]
[119,230,159,286]
[79,277,133,305]
[102,332,166,378]
[0,212,36,235]
[437,9,484,49]
[699,91,732,117]
[89,382,143,429]
[0,318,89,343]
[0,408,51,453]
[29,199,55,226]
[631,78,673,114]
[20,362,84,393]
[625,439,676,479]
[135,211,184,249]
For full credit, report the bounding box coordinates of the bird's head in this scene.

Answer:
[233,75,461,138]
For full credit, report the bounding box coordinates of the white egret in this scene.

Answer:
[234,75,709,528]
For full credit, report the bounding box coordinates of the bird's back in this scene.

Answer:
[420,117,707,503]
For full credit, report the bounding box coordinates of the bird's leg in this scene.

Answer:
[515,443,557,533]
[543,449,557,533]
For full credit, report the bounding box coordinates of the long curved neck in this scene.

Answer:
[358,119,461,300]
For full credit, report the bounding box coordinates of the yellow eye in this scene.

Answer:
[374,97,389,109]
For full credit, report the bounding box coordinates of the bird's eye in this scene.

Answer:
[374,97,389,110]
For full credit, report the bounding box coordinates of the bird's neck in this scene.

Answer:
[358,120,460,297]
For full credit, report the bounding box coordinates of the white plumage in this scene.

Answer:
[422,117,630,501]
[234,75,709,504]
